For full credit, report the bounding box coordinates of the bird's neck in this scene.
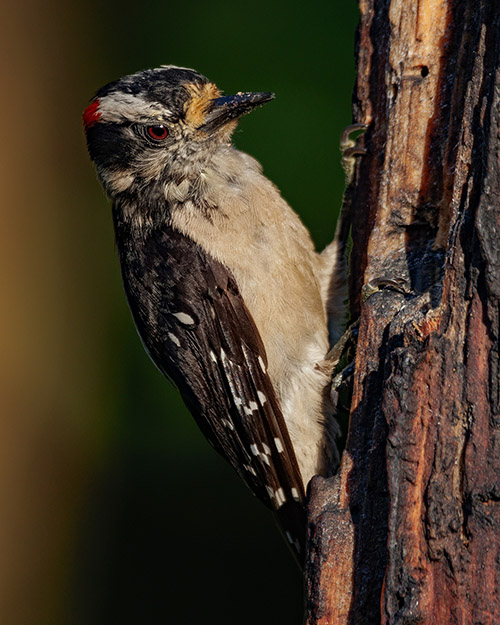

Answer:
[113,145,262,236]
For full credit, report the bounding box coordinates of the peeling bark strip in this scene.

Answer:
[306,2,500,624]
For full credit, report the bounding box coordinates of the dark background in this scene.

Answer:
[0,1,358,623]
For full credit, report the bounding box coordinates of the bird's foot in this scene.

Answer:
[340,123,368,185]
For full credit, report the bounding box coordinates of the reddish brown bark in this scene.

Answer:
[305,1,500,623]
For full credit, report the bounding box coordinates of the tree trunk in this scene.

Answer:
[305,1,500,623]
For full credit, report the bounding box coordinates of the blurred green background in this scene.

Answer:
[0,0,358,623]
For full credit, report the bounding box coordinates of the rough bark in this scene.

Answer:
[305,1,500,624]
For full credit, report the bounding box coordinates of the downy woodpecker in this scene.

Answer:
[84,66,352,560]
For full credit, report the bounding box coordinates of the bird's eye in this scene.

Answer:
[147,125,168,141]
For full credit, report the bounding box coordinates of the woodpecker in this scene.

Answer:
[84,65,350,561]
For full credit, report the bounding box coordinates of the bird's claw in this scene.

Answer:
[340,123,369,185]
[340,123,369,153]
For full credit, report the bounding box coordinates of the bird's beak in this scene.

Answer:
[199,92,275,133]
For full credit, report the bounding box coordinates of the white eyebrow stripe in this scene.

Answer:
[97,92,172,123]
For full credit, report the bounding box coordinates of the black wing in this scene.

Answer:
[117,222,307,561]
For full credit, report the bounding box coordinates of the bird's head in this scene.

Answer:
[83,65,274,198]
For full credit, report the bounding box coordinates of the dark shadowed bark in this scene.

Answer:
[305,1,500,623]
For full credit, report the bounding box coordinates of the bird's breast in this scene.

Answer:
[168,161,329,392]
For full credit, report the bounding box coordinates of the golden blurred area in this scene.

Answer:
[0,0,357,622]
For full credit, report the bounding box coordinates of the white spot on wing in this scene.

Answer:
[244,406,253,416]
[275,488,286,506]
[249,443,272,466]
[258,356,267,372]
[168,332,181,347]
[222,419,234,431]
[173,312,195,325]
[291,488,300,501]
[244,464,257,476]
[209,350,217,362]
[274,437,284,453]
[249,401,258,411]
[257,391,267,404]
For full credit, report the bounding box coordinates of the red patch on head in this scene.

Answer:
[83,99,102,130]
